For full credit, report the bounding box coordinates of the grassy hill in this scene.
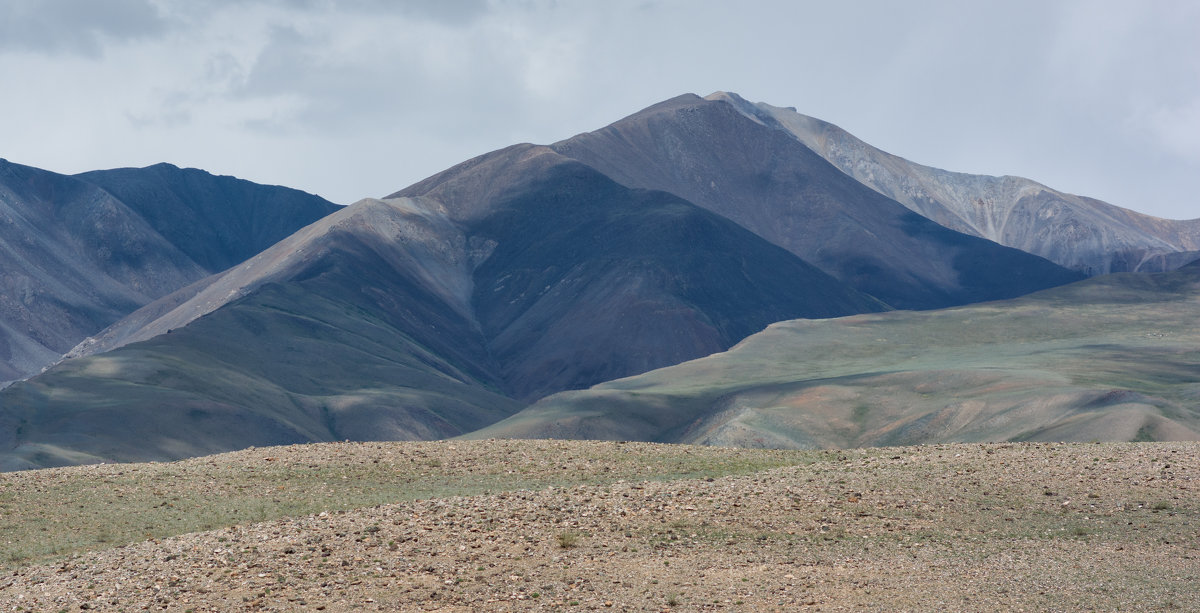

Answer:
[474,262,1200,447]
[0,439,1195,610]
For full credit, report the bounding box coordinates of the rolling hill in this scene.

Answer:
[473,260,1200,446]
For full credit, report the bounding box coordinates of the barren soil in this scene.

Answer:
[1,440,1197,611]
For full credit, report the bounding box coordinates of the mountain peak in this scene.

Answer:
[703,90,747,105]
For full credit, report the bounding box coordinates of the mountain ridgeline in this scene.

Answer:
[3,91,1197,469]
[0,159,340,385]
[546,94,1086,309]
[707,92,1200,275]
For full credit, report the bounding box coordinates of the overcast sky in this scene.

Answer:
[0,0,1196,219]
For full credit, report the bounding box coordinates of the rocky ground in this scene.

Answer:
[1,440,1197,611]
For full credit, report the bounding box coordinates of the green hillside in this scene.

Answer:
[473,263,1200,446]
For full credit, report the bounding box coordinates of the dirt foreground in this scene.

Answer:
[1,440,1197,611]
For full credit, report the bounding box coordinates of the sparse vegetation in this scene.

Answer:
[0,439,1195,610]
[0,440,806,568]
[483,265,1200,448]
[556,531,580,549]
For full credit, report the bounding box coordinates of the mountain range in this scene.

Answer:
[2,92,1197,469]
[0,159,340,385]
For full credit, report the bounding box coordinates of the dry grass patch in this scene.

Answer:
[0,440,1196,611]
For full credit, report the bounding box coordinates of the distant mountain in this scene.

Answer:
[2,91,1149,469]
[0,159,340,385]
[396,149,888,399]
[0,198,520,470]
[712,92,1200,275]
[2,157,886,469]
[77,163,343,273]
[473,261,1200,447]
[544,93,1085,310]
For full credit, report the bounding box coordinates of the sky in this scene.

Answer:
[0,0,1197,220]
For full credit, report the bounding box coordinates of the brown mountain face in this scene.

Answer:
[545,94,1085,310]
[0,159,340,385]
[721,92,1200,275]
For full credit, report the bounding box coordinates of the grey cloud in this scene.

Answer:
[229,14,530,138]
[338,0,490,25]
[183,0,490,24]
[0,0,166,57]
[0,0,1195,219]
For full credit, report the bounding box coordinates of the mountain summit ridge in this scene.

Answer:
[548,91,1084,309]
[706,91,1200,274]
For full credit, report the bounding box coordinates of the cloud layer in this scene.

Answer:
[0,0,1195,219]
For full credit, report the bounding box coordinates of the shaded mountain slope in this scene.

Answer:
[0,160,204,383]
[0,199,519,470]
[76,160,885,400]
[544,94,1084,310]
[64,194,471,359]
[718,92,1200,275]
[77,163,342,273]
[4,163,886,468]
[472,261,1200,447]
[0,159,339,385]
[461,160,886,399]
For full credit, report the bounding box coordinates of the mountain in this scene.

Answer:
[473,261,1200,447]
[715,92,1200,275]
[77,163,344,273]
[0,198,519,470]
[396,152,887,398]
[0,159,340,385]
[1,159,885,469]
[542,93,1085,310]
[0,91,1143,469]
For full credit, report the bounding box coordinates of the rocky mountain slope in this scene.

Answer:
[1,158,885,469]
[713,92,1200,275]
[543,93,1085,310]
[476,261,1200,447]
[2,439,1196,611]
[3,91,1181,470]
[0,198,524,471]
[0,159,339,385]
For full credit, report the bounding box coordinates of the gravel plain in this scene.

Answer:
[1,439,1197,611]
